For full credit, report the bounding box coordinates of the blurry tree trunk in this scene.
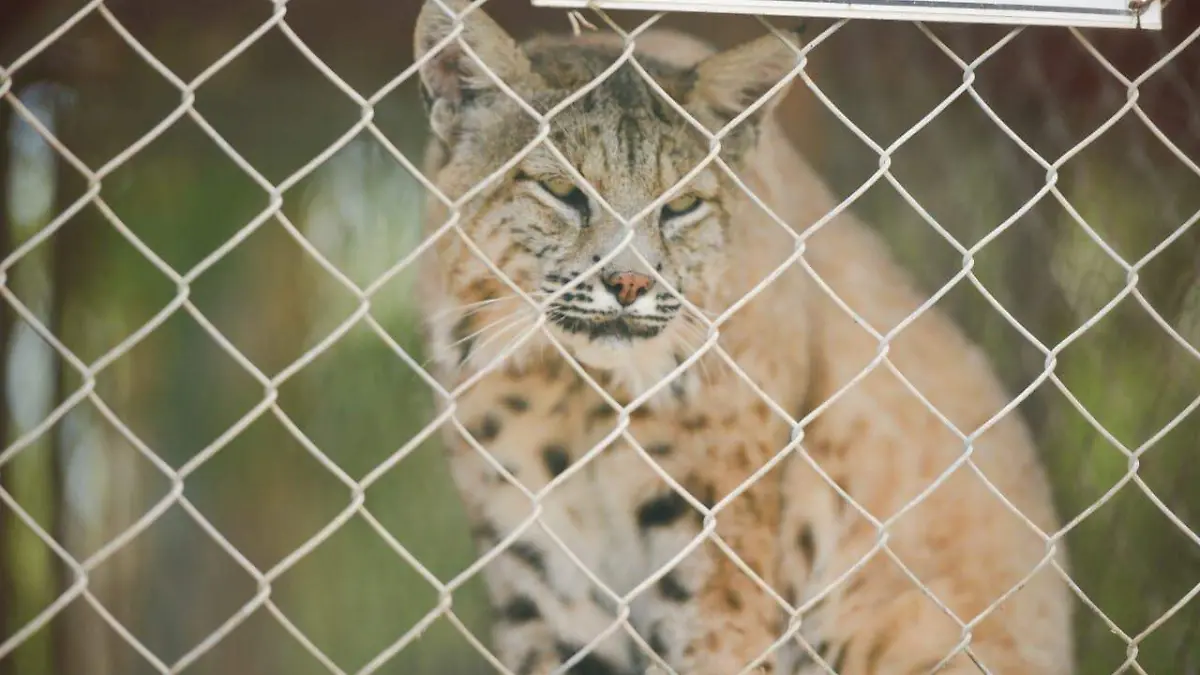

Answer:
[0,86,15,675]
[2,1,47,668]
[46,116,79,675]
[50,55,129,674]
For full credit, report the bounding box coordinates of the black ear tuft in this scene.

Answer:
[686,28,803,128]
[413,0,532,142]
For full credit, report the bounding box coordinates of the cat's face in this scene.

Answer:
[443,62,730,354]
[415,2,799,378]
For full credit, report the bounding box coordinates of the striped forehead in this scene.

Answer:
[527,49,697,198]
[525,42,693,101]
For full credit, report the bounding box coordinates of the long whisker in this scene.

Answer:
[473,312,534,354]
[673,328,714,386]
[653,286,719,319]
[448,314,524,352]
[460,311,538,373]
[422,311,530,370]
[425,296,521,324]
[677,319,721,384]
[682,312,720,344]
[426,292,549,325]
[683,302,719,321]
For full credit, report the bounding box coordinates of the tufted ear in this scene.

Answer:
[686,28,803,130]
[414,0,532,142]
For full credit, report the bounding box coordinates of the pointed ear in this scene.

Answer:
[414,0,532,142]
[686,28,803,130]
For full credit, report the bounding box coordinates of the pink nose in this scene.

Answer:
[603,271,655,307]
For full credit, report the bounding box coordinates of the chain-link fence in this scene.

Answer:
[1,0,1198,673]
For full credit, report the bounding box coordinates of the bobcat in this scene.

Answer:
[413,2,1074,673]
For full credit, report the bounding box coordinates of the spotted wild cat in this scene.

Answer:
[412,2,1074,673]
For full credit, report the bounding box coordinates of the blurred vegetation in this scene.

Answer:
[2,1,1199,674]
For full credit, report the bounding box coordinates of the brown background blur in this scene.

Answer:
[2,1,1199,673]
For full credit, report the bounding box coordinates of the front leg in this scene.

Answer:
[634,431,786,675]
[447,379,638,674]
[474,526,637,674]
[683,477,784,674]
[801,582,979,675]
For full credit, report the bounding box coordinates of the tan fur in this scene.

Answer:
[414,4,1072,673]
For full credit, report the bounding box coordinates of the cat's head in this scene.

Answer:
[415,1,800,384]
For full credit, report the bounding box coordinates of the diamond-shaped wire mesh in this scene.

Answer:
[1,0,1199,674]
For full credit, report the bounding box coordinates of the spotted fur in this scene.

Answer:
[414,3,1073,673]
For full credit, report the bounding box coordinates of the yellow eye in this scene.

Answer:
[662,193,701,217]
[540,176,580,200]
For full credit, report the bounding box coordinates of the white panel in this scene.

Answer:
[531,0,1163,30]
